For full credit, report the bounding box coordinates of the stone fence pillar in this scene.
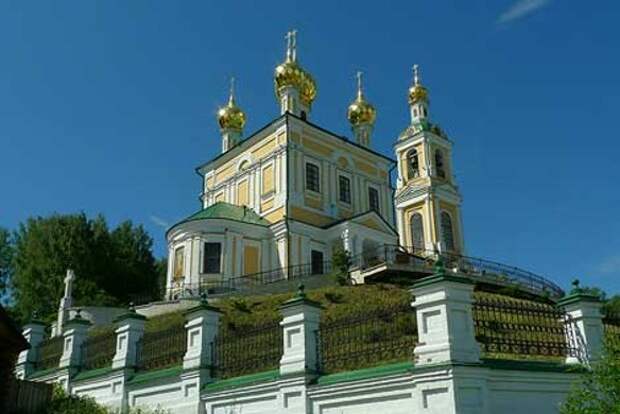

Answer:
[112,307,146,369]
[557,283,605,365]
[59,311,92,370]
[279,285,322,376]
[15,319,47,379]
[178,295,222,413]
[411,262,480,366]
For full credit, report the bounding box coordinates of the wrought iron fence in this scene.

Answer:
[211,321,282,379]
[81,332,116,371]
[472,294,581,361]
[172,261,332,299]
[351,245,565,299]
[34,336,64,371]
[317,304,417,374]
[135,324,187,371]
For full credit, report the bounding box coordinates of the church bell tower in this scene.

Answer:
[394,65,465,255]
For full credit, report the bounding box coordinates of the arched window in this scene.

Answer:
[435,149,446,178]
[238,160,250,172]
[407,149,419,179]
[410,213,424,252]
[441,211,455,252]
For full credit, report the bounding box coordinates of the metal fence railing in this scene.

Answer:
[135,325,186,371]
[34,336,64,372]
[170,261,333,299]
[472,294,583,361]
[211,321,282,379]
[81,332,116,371]
[351,245,565,300]
[317,304,417,374]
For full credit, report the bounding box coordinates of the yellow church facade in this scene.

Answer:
[164,32,462,298]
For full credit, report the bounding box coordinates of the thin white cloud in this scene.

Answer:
[497,0,551,24]
[598,254,620,275]
[149,215,169,229]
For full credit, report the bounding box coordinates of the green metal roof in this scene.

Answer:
[169,202,270,233]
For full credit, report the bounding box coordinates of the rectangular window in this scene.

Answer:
[305,162,320,193]
[311,250,324,275]
[338,175,351,204]
[173,246,185,280]
[368,187,380,213]
[203,242,221,274]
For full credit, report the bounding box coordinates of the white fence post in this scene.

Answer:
[111,306,146,369]
[557,281,605,365]
[15,319,47,379]
[59,310,92,370]
[279,284,322,375]
[411,260,481,366]
[179,295,222,413]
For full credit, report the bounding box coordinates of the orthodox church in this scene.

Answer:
[164,31,464,298]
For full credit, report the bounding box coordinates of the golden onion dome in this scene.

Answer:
[408,84,429,104]
[274,60,317,107]
[217,79,246,131]
[274,30,317,107]
[408,64,429,104]
[347,72,376,126]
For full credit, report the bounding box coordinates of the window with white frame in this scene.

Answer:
[338,175,351,204]
[407,149,420,179]
[410,213,425,252]
[368,186,380,214]
[305,162,320,193]
[440,211,455,252]
[202,242,222,274]
[435,149,446,179]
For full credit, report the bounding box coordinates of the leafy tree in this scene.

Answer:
[0,227,14,304]
[603,295,620,316]
[155,257,168,298]
[11,213,162,322]
[561,336,620,413]
[35,385,110,414]
[331,244,352,286]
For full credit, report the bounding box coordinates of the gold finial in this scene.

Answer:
[285,30,298,62]
[228,77,236,106]
[408,64,428,104]
[356,71,364,100]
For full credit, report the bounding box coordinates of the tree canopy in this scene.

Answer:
[10,213,163,322]
[561,336,620,413]
[0,227,14,304]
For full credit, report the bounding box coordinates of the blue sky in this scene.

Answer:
[1,1,619,294]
